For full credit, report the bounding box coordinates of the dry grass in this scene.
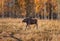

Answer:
[0,18,60,41]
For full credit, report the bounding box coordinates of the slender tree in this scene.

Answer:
[46,0,53,19]
[25,0,35,17]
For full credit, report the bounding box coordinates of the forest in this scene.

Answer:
[0,0,59,19]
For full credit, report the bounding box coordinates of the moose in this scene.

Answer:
[22,17,38,30]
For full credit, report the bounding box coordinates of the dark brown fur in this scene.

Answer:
[22,18,38,30]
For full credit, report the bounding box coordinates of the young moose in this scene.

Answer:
[22,17,38,30]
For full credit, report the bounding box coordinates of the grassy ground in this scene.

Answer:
[0,18,60,41]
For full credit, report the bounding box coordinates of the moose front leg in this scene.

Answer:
[25,24,28,31]
[25,24,31,31]
[36,23,38,29]
[25,24,29,30]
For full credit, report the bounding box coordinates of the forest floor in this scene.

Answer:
[0,18,60,41]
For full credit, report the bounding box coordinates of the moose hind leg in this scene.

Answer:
[34,24,38,29]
